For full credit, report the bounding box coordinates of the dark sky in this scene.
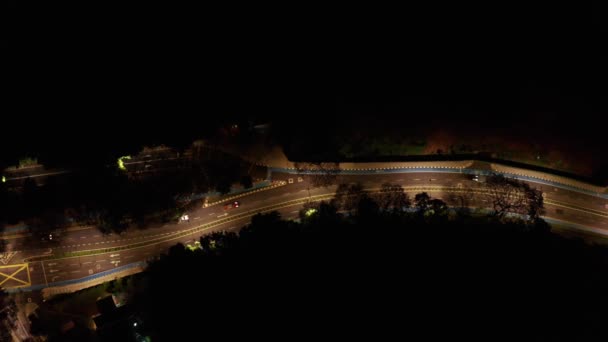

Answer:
[4,3,606,164]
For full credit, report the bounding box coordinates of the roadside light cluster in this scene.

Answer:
[117,155,132,171]
[305,208,318,217]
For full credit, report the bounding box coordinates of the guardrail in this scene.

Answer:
[5,261,146,293]
[269,166,608,199]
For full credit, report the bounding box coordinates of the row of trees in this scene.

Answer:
[114,196,606,341]
[0,145,256,242]
[314,174,544,225]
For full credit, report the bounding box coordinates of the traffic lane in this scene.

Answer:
[50,204,309,286]
[3,173,596,287]
[423,189,607,231]
[7,185,271,254]
[27,215,259,286]
[277,171,606,209]
[43,182,305,248]
[14,173,604,261]
[20,190,608,287]
[534,183,608,211]
[12,173,606,263]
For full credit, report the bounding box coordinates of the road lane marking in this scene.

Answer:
[0,263,31,287]
[23,186,608,264]
[0,251,19,265]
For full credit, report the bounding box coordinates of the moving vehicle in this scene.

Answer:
[223,201,240,210]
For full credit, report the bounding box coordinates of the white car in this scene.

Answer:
[181,214,189,221]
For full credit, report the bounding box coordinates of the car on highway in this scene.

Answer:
[223,201,240,210]
[41,232,59,242]
[471,175,486,183]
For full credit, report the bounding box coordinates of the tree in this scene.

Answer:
[240,175,253,189]
[200,231,239,256]
[0,289,17,342]
[447,186,476,217]
[356,193,380,219]
[375,183,411,213]
[332,183,365,214]
[428,198,449,218]
[295,162,340,188]
[483,174,544,222]
[216,178,232,195]
[414,192,448,219]
[414,192,431,213]
[299,201,339,225]
[22,177,40,218]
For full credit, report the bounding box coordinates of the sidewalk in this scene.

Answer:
[41,264,145,300]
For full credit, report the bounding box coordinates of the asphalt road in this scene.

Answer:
[1,172,607,292]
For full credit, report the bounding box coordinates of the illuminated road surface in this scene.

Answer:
[1,172,606,291]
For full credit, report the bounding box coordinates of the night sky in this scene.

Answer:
[4,3,606,166]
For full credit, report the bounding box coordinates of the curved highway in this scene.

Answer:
[1,170,607,294]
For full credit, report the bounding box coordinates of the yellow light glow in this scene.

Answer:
[305,208,318,217]
[117,156,131,171]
